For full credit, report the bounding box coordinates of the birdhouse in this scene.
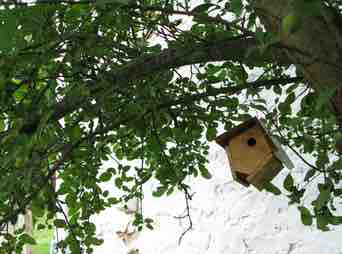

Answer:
[215,118,293,190]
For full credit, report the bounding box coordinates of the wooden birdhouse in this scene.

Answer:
[215,118,293,190]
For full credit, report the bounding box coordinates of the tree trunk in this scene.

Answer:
[251,0,342,116]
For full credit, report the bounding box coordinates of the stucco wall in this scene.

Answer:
[90,143,342,254]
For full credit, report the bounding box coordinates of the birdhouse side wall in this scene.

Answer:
[247,155,283,190]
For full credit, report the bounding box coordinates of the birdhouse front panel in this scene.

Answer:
[227,124,274,175]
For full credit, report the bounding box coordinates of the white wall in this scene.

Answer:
[91,143,342,254]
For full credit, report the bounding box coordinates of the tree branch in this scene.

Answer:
[51,36,290,122]
[158,76,303,110]
[176,185,194,245]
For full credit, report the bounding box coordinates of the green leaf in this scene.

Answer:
[19,233,36,245]
[115,178,123,188]
[152,185,168,197]
[0,13,17,52]
[285,92,296,104]
[273,85,282,95]
[54,219,67,228]
[91,238,104,246]
[315,87,336,111]
[315,188,331,210]
[316,152,329,169]
[298,206,313,225]
[97,0,132,5]
[99,171,112,182]
[328,216,342,225]
[316,214,330,231]
[199,167,212,179]
[334,188,342,196]
[191,3,217,14]
[36,223,46,230]
[278,102,291,114]
[282,13,300,35]
[304,169,316,182]
[236,113,252,121]
[206,127,217,141]
[31,199,45,218]
[283,174,294,192]
[13,85,28,102]
[302,134,315,153]
[146,223,154,230]
[263,182,281,195]
[231,0,243,16]
[251,104,267,112]
[166,187,174,196]
[0,119,5,132]
[65,194,77,209]
[144,218,153,224]
[108,197,120,205]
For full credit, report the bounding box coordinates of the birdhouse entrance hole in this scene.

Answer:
[247,137,256,146]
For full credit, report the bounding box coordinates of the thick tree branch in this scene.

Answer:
[51,36,290,122]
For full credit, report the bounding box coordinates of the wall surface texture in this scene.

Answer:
[90,143,342,254]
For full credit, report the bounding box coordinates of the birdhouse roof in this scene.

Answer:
[215,117,261,148]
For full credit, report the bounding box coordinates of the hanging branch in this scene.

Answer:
[150,113,194,245]
[138,134,145,217]
[56,199,82,251]
[175,185,194,245]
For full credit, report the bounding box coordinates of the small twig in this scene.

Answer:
[150,113,196,245]
[139,135,145,216]
[56,199,82,250]
[270,118,323,173]
[173,192,196,219]
[109,154,121,166]
[177,185,193,245]
[173,214,188,219]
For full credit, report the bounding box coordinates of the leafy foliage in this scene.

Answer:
[0,0,340,253]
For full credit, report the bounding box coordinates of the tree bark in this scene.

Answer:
[250,0,342,116]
